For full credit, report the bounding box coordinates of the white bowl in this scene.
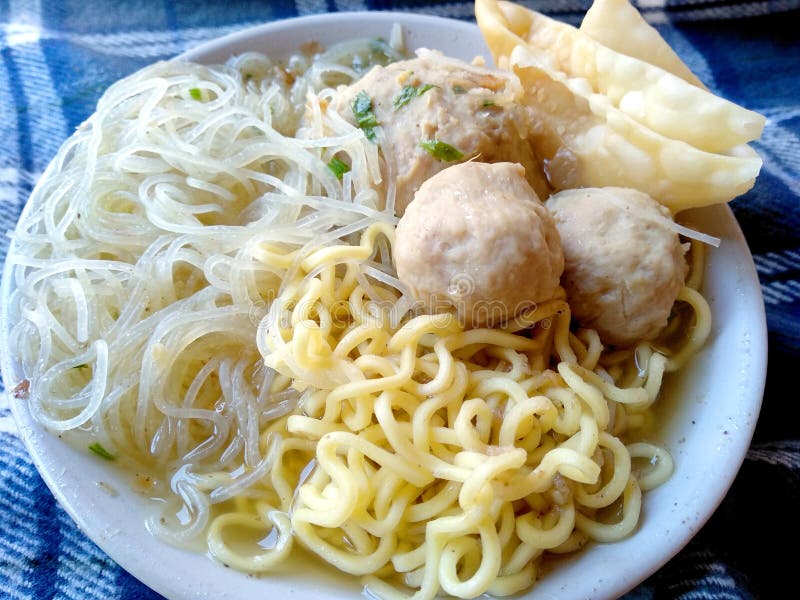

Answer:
[1,11,768,600]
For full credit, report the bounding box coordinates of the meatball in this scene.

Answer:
[394,162,563,328]
[333,49,550,216]
[546,187,688,347]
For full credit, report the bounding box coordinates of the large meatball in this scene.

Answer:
[394,162,563,328]
[546,187,688,347]
[333,49,550,216]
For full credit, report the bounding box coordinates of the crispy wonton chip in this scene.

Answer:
[581,0,705,89]
[509,45,761,212]
[474,0,763,211]
[488,1,764,152]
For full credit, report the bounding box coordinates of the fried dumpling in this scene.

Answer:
[474,0,764,212]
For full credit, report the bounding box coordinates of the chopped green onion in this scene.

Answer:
[482,99,496,107]
[368,38,401,64]
[394,86,417,110]
[189,87,203,101]
[327,157,350,180]
[369,38,390,55]
[73,363,89,370]
[393,83,436,110]
[452,85,467,94]
[89,443,115,461]
[352,91,379,141]
[420,140,464,162]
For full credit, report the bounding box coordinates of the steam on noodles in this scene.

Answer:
[5,20,713,600]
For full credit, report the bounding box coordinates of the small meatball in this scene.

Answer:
[333,49,550,216]
[546,187,688,347]
[394,162,563,328]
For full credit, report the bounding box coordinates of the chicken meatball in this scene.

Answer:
[333,49,550,216]
[546,187,688,347]
[394,162,563,328]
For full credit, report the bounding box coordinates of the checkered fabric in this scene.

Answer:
[1,1,798,599]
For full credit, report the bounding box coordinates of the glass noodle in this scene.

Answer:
[7,36,404,502]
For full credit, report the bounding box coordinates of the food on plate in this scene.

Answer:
[547,187,687,346]
[474,0,763,212]
[394,161,563,327]
[2,1,763,599]
[332,49,550,215]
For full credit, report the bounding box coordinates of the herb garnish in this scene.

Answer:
[420,140,464,162]
[369,38,393,60]
[189,87,203,101]
[89,443,115,461]
[327,157,350,180]
[352,91,379,141]
[393,83,436,110]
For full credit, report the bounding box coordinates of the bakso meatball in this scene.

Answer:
[394,162,563,328]
[546,187,688,347]
[333,49,550,216]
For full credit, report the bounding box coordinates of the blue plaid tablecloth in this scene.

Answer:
[1,1,798,599]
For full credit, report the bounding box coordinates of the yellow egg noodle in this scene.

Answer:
[243,222,709,599]
[4,4,720,600]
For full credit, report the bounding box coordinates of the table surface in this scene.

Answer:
[1,1,798,599]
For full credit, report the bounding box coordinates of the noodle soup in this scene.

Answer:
[1,3,766,600]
